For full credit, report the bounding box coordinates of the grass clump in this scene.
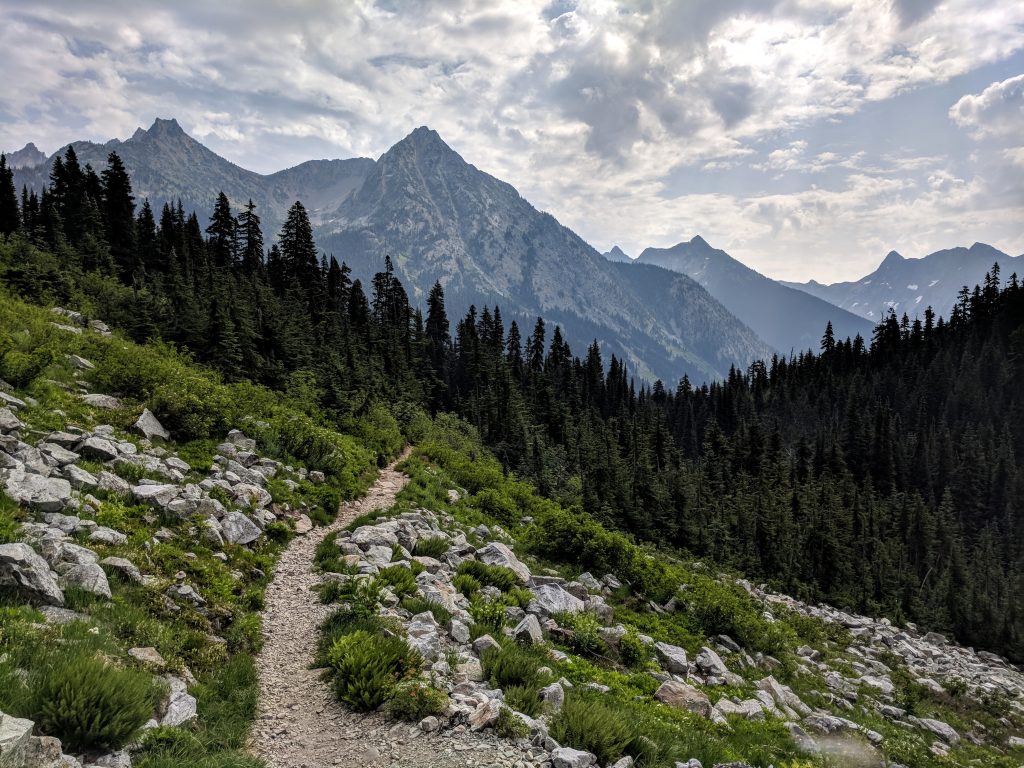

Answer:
[469,598,506,635]
[377,565,418,597]
[386,679,448,721]
[453,573,482,598]
[481,643,546,690]
[328,630,421,711]
[617,629,649,668]
[456,559,519,592]
[555,611,606,658]
[496,706,531,739]
[31,651,163,752]
[504,683,542,717]
[401,597,452,627]
[412,536,450,559]
[549,691,637,766]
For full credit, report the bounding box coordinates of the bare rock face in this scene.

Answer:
[0,542,64,605]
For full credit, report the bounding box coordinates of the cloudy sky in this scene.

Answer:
[1,0,1022,282]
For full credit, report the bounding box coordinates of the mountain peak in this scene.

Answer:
[689,234,711,249]
[145,118,186,139]
[604,245,632,262]
[4,141,48,169]
[880,250,904,268]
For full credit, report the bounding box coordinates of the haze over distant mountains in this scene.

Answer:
[618,236,875,354]
[782,243,1021,321]
[6,120,771,383]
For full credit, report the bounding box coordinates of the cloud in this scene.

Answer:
[949,73,1024,138]
[0,0,1022,282]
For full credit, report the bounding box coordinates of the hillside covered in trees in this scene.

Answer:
[1,148,1022,662]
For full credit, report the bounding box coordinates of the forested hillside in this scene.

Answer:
[1,147,1022,662]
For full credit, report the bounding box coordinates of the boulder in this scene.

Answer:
[159,675,198,727]
[473,634,501,657]
[134,409,170,441]
[654,681,712,719]
[654,641,688,674]
[100,556,143,584]
[98,471,131,495]
[78,437,119,461]
[0,711,34,768]
[81,394,121,410]
[23,733,64,768]
[221,511,261,545]
[916,717,959,745]
[476,542,531,583]
[467,698,501,731]
[540,682,565,712]
[756,676,812,716]
[293,514,313,535]
[39,443,80,466]
[0,392,26,410]
[63,464,98,490]
[695,647,729,676]
[129,647,166,668]
[528,583,585,616]
[132,483,179,510]
[714,698,764,720]
[4,471,73,512]
[232,483,272,509]
[0,408,22,432]
[0,543,64,605]
[551,747,596,768]
[514,614,544,645]
[61,562,112,598]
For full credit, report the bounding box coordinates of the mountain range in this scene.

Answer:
[625,237,875,353]
[782,243,1020,321]
[7,118,998,383]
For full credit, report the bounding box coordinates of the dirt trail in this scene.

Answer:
[249,452,530,768]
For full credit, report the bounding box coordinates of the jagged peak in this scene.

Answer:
[689,234,710,248]
[879,250,904,268]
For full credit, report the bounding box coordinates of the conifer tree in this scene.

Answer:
[0,154,19,235]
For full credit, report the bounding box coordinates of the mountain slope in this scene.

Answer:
[636,237,876,353]
[782,242,1020,321]
[10,118,374,234]
[318,127,772,383]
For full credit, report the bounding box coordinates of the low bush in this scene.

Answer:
[315,608,384,668]
[495,706,531,739]
[469,598,506,634]
[504,683,542,717]
[555,611,606,658]
[453,573,482,598]
[617,629,648,668]
[328,630,421,711]
[549,691,637,766]
[386,679,448,721]
[377,565,418,597]
[401,597,452,627]
[481,643,544,690]
[30,651,163,752]
[457,560,519,592]
[412,536,450,559]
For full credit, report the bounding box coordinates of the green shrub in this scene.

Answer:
[412,536,449,559]
[555,611,606,657]
[454,573,482,598]
[457,560,519,592]
[386,679,448,721]
[549,691,637,766]
[314,607,384,667]
[504,587,534,609]
[328,630,421,712]
[617,630,648,669]
[31,652,163,752]
[495,706,531,739]
[401,597,452,627]
[481,643,544,690]
[504,684,542,717]
[471,488,519,527]
[469,598,506,634]
[0,493,23,543]
[377,565,418,597]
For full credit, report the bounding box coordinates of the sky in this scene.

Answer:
[0,0,1022,282]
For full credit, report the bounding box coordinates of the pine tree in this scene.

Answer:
[207,192,237,270]
[0,154,19,235]
[238,199,263,274]
[100,152,136,279]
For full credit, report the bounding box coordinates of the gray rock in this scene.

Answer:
[24,733,65,768]
[528,583,585,616]
[514,614,544,644]
[129,647,166,667]
[159,675,198,727]
[63,464,98,490]
[4,471,73,512]
[97,471,131,495]
[551,747,596,768]
[476,542,531,583]
[78,436,119,461]
[134,409,170,441]
[232,483,272,509]
[61,562,112,598]
[654,681,712,718]
[419,715,440,733]
[0,542,64,605]
[39,442,80,466]
[68,354,95,370]
[916,717,959,745]
[472,634,501,657]
[654,641,688,674]
[100,556,143,584]
[695,646,729,676]
[132,483,179,510]
[81,394,121,410]
[89,527,128,545]
[0,711,34,768]
[577,572,602,591]
[540,682,565,713]
[221,511,261,545]
[0,392,26,409]
[0,407,23,432]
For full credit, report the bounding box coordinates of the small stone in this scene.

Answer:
[82,393,121,410]
[134,409,170,441]
[129,647,166,667]
[551,747,595,768]
[419,715,440,733]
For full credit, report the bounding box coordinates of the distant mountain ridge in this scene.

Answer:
[782,243,1020,321]
[630,236,876,353]
[9,118,374,236]
[6,120,772,384]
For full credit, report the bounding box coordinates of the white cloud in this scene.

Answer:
[0,0,1022,281]
[950,73,1024,138]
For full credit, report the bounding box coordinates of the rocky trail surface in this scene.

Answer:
[250,452,534,768]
